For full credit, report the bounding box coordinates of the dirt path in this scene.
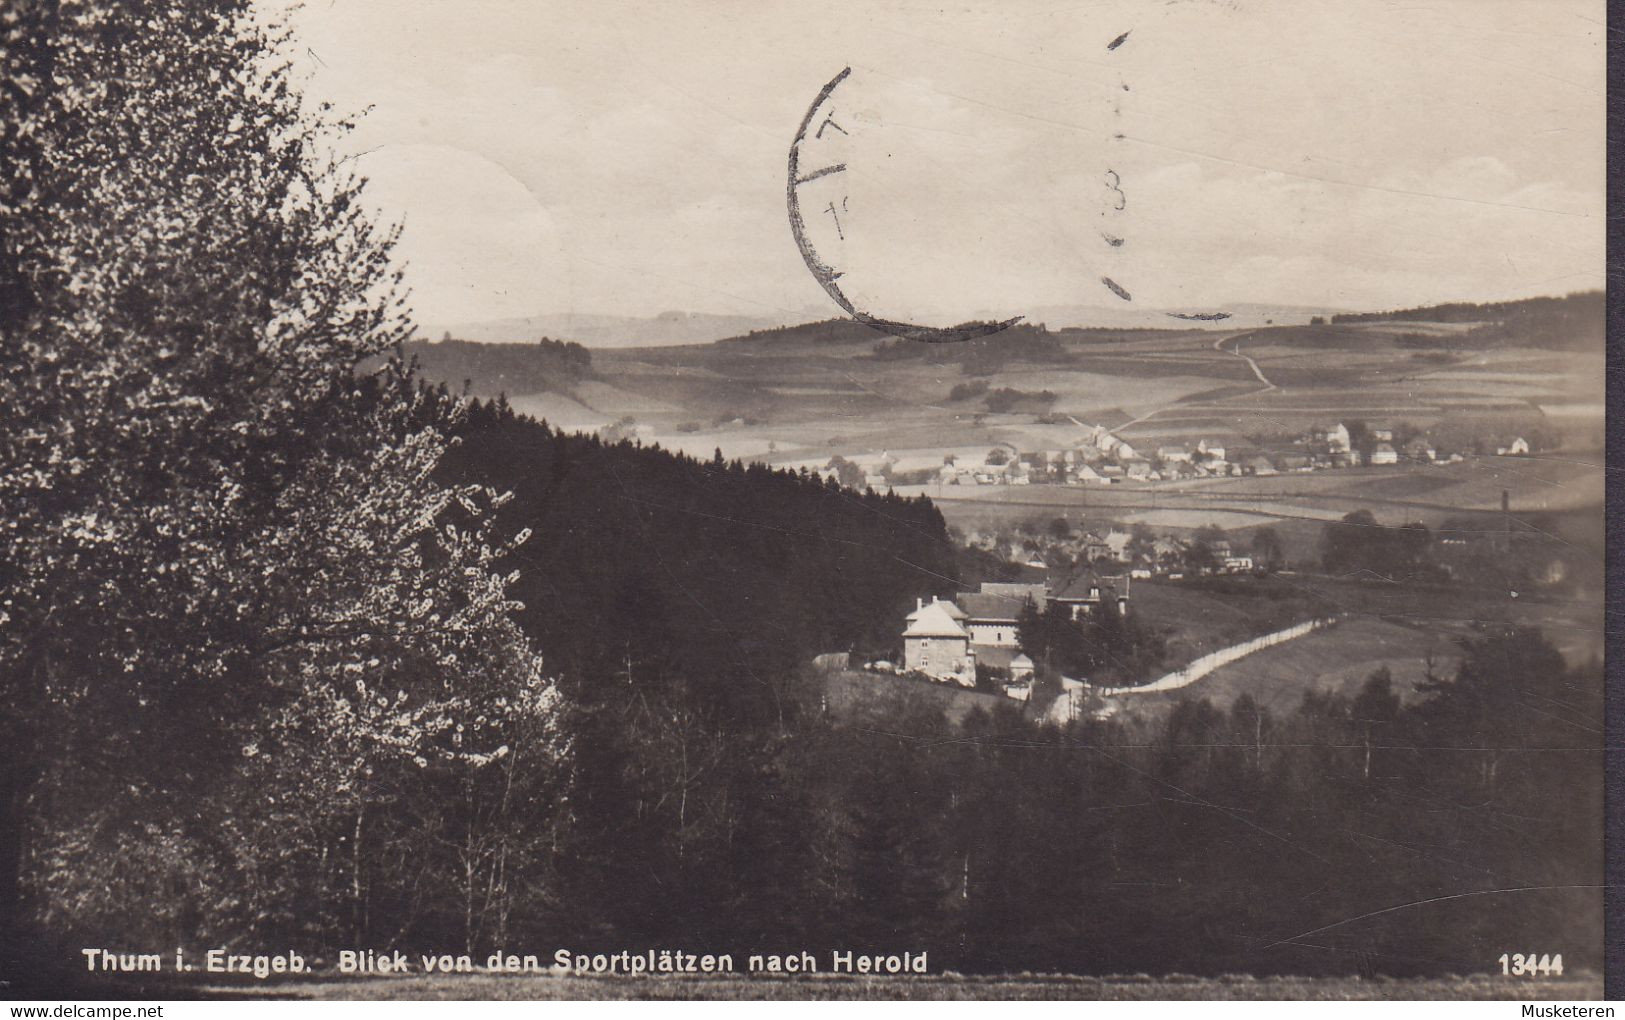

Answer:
[1212,330,1276,392]
[1077,331,1272,435]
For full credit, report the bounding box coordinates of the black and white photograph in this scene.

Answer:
[0,0,1610,1004]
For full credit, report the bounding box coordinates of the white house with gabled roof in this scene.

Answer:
[902,598,976,685]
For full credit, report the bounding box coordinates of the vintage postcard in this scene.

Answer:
[0,0,1609,1005]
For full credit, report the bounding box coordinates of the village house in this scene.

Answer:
[1405,438,1437,462]
[1104,529,1133,560]
[1048,570,1129,620]
[1497,437,1530,456]
[1196,439,1227,463]
[1369,442,1399,465]
[901,598,976,685]
[1156,444,1192,464]
[982,579,1049,601]
[955,590,1029,648]
[1151,536,1186,562]
[1242,454,1278,476]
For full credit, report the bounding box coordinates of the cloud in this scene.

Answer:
[286,0,1604,321]
[358,144,567,323]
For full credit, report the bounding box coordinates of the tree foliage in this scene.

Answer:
[1,0,565,961]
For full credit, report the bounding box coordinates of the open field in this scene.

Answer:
[534,321,1599,472]
[1125,577,1322,663]
[1105,570,1600,722]
[185,971,1602,999]
[1111,615,1458,719]
[889,454,1604,569]
[436,321,1601,558]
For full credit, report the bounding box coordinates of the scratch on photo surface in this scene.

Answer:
[1259,886,1604,952]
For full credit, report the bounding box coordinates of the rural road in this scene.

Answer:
[1213,331,1277,392]
[1091,331,1277,435]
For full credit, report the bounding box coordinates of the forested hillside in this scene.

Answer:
[422,394,1602,978]
[431,390,961,727]
[1330,291,1602,349]
[401,337,594,396]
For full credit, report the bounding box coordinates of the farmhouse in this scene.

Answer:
[1369,443,1398,465]
[1156,444,1192,463]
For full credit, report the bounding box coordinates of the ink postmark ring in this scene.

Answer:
[785,67,1024,344]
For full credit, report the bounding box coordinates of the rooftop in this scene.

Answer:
[902,601,970,639]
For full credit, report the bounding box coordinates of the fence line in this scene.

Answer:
[1101,616,1338,696]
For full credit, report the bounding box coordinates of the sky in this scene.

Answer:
[284,0,1605,327]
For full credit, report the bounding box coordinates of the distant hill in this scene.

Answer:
[423,293,1595,350]
[1016,302,1349,330]
[420,309,814,348]
[1330,291,1602,350]
[716,318,889,346]
[423,301,1352,347]
[401,337,593,397]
